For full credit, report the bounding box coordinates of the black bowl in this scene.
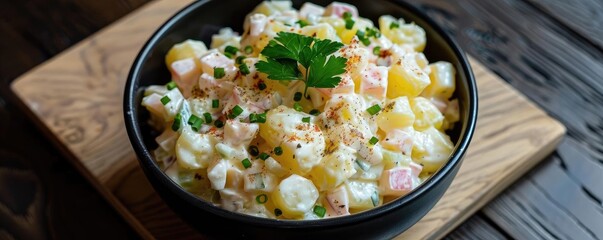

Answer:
[124,0,478,239]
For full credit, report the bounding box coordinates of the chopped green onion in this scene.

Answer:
[166,81,177,90]
[160,96,171,105]
[191,118,203,132]
[258,81,267,90]
[203,112,212,123]
[214,119,224,128]
[241,158,252,169]
[224,52,233,59]
[343,12,352,19]
[225,45,239,55]
[244,45,253,54]
[259,152,270,160]
[293,92,302,102]
[239,63,250,75]
[236,56,247,65]
[355,30,371,46]
[249,145,259,156]
[302,117,311,123]
[249,113,258,123]
[369,136,379,145]
[309,109,320,116]
[230,105,244,118]
[313,205,326,218]
[366,104,382,115]
[257,112,267,123]
[355,29,365,38]
[274,146,283,156]
[366,27,380,38]
[256,194,268,204]
[390,21,400,29]
[296,20,309,28]
[345,19,355,30]
[274,208,283,216]
[373,46,381,56]
[171,113,181,131]
[212,99,219,108]
[187,114,201,125]
[371,191,379,207]
[214,67,225,79]
[293,102,303,112]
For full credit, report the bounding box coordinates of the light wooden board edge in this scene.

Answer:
[8,0,566,239]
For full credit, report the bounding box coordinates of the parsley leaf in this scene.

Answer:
[255,58,300,80]
[255,32,348,96]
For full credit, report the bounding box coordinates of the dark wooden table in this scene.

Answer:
[1,0,601,239]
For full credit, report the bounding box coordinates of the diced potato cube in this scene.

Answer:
[259,106,325,175]
[309,143,357,191]
[165,39,208,67]
[301,23,340,41]
[244,172,278,193]
[387,53,430,98]
[422,61,456,100]
[411,97,444,131]
[382,148,412,170]
[377,96,414,132]
[272,174,318,218]
[345,180,379,211]
[175,126,218,169]
[381,129,414,155]
[299,2,325,19]
[142,93,166,120]
[265,157,288,177]
[379,15,426,52]
[224,120,259,147]
[210,28,240,49]
[250,1,292,16]
[412,127,454,172]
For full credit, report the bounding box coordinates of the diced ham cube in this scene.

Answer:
[382,129,414,155]
[141,93,165,118]
[379,167,416,196]
[299,2,325,19]
[326,185,350,217]
[324,2,358,18]
[169,57,200,98]
[224,120,259,147]
[409,161,423,177]
[360,64,388,100]
[199,50,237,81]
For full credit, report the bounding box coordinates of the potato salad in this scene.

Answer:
[142,1,460,219]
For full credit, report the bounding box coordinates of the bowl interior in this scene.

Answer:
[126,0,476,227]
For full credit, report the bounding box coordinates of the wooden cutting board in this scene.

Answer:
[9,0,565,239]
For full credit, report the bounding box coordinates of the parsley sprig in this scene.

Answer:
[255,32,348,96]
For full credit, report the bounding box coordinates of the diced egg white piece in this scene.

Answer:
[326,185,350,217]
[299,2,325,19]
[265,157,288,177]
[155,128,179,152]
[244,172,277,192]
[249,14,268,37]
[360,64,389,100]
[141,93,166,119]
[272,174,318,218]
[309,143,357,191]
[345,180,379,210]
[162,88,185,119]
[199,50,237,81]
[175,126,217,169]
[224,120,259,147]
[208,159,229,190]
[324,2,358,18]
[169,57,200,98]
[379,166,419,196]
[219,188,245,212]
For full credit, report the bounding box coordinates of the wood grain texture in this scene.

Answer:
[405,0,603,239]
[9,0,565,239]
